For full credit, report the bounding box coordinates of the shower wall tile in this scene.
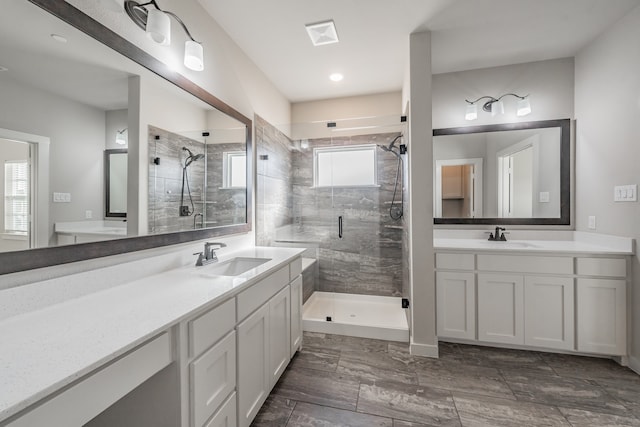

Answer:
[255,115,294,246]
[291,133,404,297]
[147,125,248,234]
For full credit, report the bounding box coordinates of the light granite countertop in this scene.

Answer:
[434,231,634,256]
[0,246,304,422]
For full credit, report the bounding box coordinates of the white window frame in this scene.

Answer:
[4,160,29,235]
[313,144,378,188]
[222,151,246,189]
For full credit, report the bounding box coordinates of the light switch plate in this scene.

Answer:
[614,184,637,202]
[588,216,596,230]
[53,192,71,203]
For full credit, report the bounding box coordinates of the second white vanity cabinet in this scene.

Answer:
[436,250,628,357]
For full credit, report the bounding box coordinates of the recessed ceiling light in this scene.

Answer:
[50,34,68,43]
[305,20,339,46]
[329,73,344,82]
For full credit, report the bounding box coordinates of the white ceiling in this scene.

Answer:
[198,0,640,103]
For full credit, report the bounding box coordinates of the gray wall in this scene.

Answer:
[0,75,107,245]
[574,4,640,370]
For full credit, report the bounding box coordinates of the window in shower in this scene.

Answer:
[222,151,246,188]
[313,145,377,187]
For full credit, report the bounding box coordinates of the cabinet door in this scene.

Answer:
[577,278,626,355]
[191,331,236,427]
[524,276,574,350]
[290,276,303,357]
[436,272,475,340]
[237,303,270,427]
[478,274,524,345]
[269,286,291,389]
[203,393,236,427]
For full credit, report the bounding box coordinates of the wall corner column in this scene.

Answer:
[408,31,437,357]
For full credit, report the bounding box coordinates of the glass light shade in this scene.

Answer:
[491,100,504,116]
[465,103,478,121]
[146,9,170,45]
[184,40,204,71]
[517,97,532,116]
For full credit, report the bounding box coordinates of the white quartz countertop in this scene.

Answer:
[434,232,634,255]
[0,246,304,422]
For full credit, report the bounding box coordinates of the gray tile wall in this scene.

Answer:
[148,125,247,234]
[255,116,405,297]
[255,115,294,246]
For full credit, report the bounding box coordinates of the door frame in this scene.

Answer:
[0,128,50,249]
[434,158,483,218]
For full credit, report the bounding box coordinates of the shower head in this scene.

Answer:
[182,147,205,167]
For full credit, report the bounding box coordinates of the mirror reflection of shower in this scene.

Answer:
[377,134,405,220]
[180,147,205,217]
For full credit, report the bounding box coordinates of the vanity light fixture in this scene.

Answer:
[115,128,128,145]
[464,93,531,120]
[305,20,339,46]
[124,0,204,71]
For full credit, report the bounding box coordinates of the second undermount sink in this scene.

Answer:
[202,257,271,276]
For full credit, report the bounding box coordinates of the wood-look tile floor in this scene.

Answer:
[251,332,640,427]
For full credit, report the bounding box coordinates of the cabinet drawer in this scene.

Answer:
[576,258,626,278]
[189,298,236,358]
[237,265,289,321]
[204,392,237,427]
[477,255,572,275]
[191,331,236,427]
[289,257,302,280]
[436,253,474,270]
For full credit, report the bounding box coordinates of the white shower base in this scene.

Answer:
[302,291,409,342]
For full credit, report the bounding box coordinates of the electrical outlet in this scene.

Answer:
[588,216,596,230]
[539,192,550,203]
[85,210,93,219]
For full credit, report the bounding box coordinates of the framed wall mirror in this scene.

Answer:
[0,0,252,275]
[433,119,570,225]
[105,149,128,219]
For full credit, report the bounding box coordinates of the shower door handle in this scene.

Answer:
[338,216,343,239]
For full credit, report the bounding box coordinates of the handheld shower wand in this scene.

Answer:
[180,147,205,216]
[377,135,405,220]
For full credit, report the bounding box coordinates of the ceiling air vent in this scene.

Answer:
[305,20,339,46]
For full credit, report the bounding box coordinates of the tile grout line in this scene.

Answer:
[283,399,298,427]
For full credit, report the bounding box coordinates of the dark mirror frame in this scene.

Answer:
[0,0,253,275]
[105,149,128,219]
[433,118,570,226]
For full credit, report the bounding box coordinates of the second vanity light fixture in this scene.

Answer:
[464,93,531,120]
[124,0,204,71]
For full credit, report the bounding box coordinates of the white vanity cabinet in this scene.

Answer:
[290,275,303,356]
[188,299,237,427]
[576,257,627,355]
[436,250,628,358]
[477,273,524,345]
[237,258,302,427]
[436,271,475,340]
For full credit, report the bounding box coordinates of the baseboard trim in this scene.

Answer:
[410,341,439,358]
[629,355,640,375]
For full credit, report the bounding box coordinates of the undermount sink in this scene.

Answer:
[201,257,271,276]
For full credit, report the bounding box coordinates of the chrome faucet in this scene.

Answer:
[194,242,227,266]
[488,227,507,241]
